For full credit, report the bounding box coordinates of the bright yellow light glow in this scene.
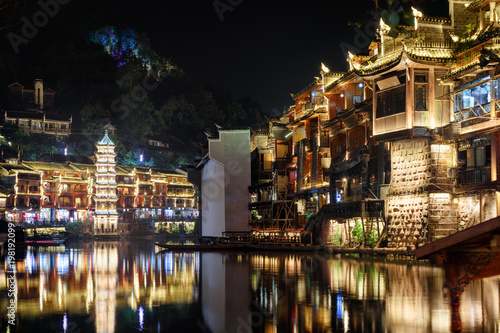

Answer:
[321,62,330,73]
[431,144,452,153]
[380,18,391,32]
[411,7,423,18]
[430,193,450,200]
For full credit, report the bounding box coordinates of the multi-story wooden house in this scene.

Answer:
[2,80,72,143]
[23,161,92,222]
[434,0,500,233]
[2,146,198,232]
[289,75,338,226]
[0,163,41,223]
[249,118,294,229]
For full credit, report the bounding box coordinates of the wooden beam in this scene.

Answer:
[415,216,500,259]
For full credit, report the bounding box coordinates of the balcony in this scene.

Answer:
[459,166,491,185]
[273,159,287,171]
[319,134,329,148]
[456,41,490,69]
[406,31,453,50]
[323,200,385,219]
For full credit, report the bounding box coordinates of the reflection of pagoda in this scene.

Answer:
[94,130,118,234]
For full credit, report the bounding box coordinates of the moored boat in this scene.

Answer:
[156,243,248,251]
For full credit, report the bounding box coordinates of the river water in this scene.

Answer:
[1,241,499,333]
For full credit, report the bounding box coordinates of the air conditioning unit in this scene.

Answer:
[447,167,458,179]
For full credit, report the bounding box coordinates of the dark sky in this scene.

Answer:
[104,0,449,115]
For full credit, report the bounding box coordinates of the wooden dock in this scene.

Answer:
[415,216,500,332]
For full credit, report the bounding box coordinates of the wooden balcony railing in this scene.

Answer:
[459,166,491,185]
[456,41,490,69]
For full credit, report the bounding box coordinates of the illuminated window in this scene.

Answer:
[453,78,491,124]
[415,73,428,111]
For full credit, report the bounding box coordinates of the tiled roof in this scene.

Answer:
[70,163,97,173]
[324,72,356,93]
[467,0,488,10]
[4,110,71,121]
[352,50,404,76]
[23,161,76,171]
[416,16,451,24]
[97,130,115,146]
[291,79,321,99]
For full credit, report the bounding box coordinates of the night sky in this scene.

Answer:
[119,0,448,115]
[16,0,450,116]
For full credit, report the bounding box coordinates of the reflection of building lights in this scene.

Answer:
[63,313,68,333]
[138,306,144,331]
[336,294,343,319]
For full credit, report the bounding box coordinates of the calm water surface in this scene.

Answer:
[1,241,499,333]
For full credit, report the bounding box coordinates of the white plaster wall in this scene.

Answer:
[201,160,225,237]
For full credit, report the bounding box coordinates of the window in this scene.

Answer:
[415,73,428,111]
[336,146,342,153]
[376,85,406,118]
[465,146,491,167]
[453,80,491,124]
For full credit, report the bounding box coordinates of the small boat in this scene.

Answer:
[24,240,63,247]
[156,243,248,251]
[245,244,331,253]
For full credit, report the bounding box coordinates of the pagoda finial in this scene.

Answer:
[97,129,115,146]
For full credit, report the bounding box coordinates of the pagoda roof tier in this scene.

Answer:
[96,181,117,185]
[97,130,115,146]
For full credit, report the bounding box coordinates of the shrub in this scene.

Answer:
[329,225,343,246]
[351,221,365,243]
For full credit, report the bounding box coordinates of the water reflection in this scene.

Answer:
[2,243,500,332]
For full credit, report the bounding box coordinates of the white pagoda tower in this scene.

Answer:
[94,130,119,234]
